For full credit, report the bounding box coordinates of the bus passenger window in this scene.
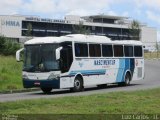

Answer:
[89,44,101,57]
[114,45,123,57]
[124,46,133,57]
[134,46,142,57]
[75,43,88,57]
[102,45,113,57]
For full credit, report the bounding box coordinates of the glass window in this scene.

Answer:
[102,45,113,57]
[23,44,59,72]
[114,45,123,57]
[134,46,142,57]
[41,45,59,70]
[124,46,133,57]
[89,44,101,57]
[75,43,88,57]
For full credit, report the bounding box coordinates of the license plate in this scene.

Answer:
[34,82,40,86]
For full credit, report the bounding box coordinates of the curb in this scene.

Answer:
[0,88,40,94]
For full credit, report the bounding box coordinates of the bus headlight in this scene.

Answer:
[23,74,28,79]
[48,73,60,80]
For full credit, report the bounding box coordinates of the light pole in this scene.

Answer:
[119,20,123,40]
[101,13,104,35]
[121,23,122,40]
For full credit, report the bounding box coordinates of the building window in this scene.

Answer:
[102,45,113,57]
[75,43,88,57]
[124,46,133,57]
[89,44,101,57]
[114,45,123,57]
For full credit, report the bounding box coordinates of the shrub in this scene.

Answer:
[0,35,21,56]
[0,35,6,53]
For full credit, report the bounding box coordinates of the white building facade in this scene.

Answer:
[0,15,157,51]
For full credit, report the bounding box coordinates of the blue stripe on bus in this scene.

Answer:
[116,58,130,82]
[116,59,124,82]
[69,69,106,76]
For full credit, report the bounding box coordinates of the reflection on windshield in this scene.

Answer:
[23,44,59,72]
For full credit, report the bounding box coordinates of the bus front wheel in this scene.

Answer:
[41,87,52,94]
[71,77,83,92]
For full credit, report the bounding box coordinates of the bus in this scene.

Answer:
[16,34,144,93]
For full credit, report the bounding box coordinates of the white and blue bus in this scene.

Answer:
[16,34,144,93]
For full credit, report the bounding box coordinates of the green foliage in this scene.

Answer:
[0,88,160,114]
[155,42,160,51]
[0,55,23,91]
[0,35,6,53]
[25,23,32,37]
[0,35,21,56]
[144,52,160,59]
[72,22,90,34]
[129,20,141,40]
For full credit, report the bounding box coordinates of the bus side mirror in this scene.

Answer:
[55,47,63,60]
[16,48,24,62]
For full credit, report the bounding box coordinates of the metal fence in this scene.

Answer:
[143,42,160,59]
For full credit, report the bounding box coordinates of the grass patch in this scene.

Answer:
[0,55,23,91]
[0,88,160,114]
[144,52,160,59]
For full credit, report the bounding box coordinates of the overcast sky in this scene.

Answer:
[0,0,159,41]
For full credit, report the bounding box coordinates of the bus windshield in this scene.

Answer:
[23,44,59,72]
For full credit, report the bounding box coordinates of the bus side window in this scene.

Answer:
[114,45,124,57]
[102,45,113,57]
[134,46,142,57]
[75,44,80,56]
[89,44,101,57]
[75,43,88,57]
[124,46,133,57]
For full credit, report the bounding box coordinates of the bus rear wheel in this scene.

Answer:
[124,73,131,86]
[119,73,131,86]
[71,77,83,92]
[41,87,52,94]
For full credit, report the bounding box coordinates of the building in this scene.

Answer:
[0,14,157,51]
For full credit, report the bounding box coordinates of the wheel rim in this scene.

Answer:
[74,79,81,89]
[125,75,130,85]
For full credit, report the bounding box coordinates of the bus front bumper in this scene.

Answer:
[23,78,60,89]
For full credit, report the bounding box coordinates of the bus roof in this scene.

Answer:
[25,34,143,45]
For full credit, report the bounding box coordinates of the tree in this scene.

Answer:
[129,20,141,40]
[3,40,21,55]
[25,23,33,40]
[0,35,6,53]
[0,35,21,55]
[155,42,160,52]
[72,22,90,34]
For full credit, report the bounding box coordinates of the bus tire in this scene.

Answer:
[71,77,83,92]
[41,87,52,94]
[124,73,131,86]
[118,72,131,86]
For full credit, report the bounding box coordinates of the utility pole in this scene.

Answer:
[118,20,123,40]
[101,13,104,35]
[121,23,122,40]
